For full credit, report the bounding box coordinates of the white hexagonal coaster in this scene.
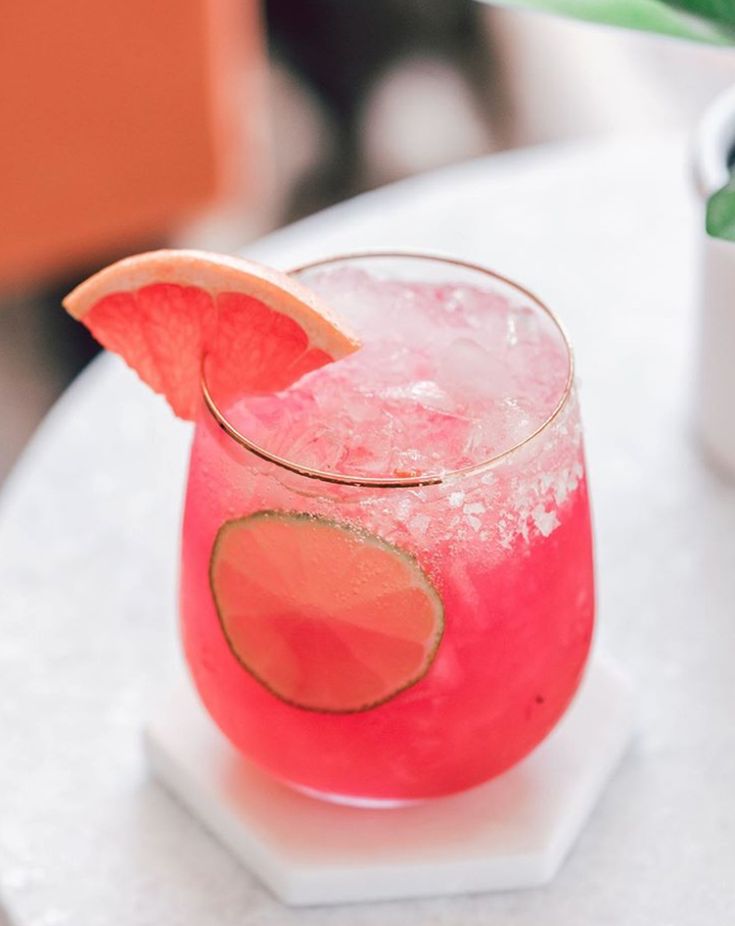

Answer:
[144,655,633,907]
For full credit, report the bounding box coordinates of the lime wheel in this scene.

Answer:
[209,511,444,712]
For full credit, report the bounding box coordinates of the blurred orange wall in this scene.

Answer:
[0,0,264,287]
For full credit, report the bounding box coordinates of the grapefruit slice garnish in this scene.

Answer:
[209,511,444,713]
[62,249,359,419]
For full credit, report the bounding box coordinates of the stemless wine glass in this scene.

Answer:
[179,252,594,805]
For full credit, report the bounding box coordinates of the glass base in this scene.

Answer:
[145,655,634,905]
[288,781,423,808]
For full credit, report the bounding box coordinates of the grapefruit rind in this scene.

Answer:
[209,510,444,714]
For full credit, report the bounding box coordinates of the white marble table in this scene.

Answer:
[2,136,734,925]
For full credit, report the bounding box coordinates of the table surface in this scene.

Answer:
[2,136,734,925]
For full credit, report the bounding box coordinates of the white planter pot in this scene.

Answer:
[693,85,735,478]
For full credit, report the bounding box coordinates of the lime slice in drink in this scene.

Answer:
[209,511,445,713]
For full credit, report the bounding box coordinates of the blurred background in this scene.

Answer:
[2,0,735,486]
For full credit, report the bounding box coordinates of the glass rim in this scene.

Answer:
[201,249,575,489]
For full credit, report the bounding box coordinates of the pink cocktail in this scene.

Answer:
[180,253,594,803]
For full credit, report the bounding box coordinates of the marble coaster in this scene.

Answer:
[144,656,633,907]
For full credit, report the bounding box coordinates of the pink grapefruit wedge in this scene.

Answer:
[63,249,359,419]
[209,511,444,713]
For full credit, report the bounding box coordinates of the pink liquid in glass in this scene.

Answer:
[180,254,594,803]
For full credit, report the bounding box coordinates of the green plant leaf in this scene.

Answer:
[666,0,735,27]
[486,0,735,44]
[706,167,735,241]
